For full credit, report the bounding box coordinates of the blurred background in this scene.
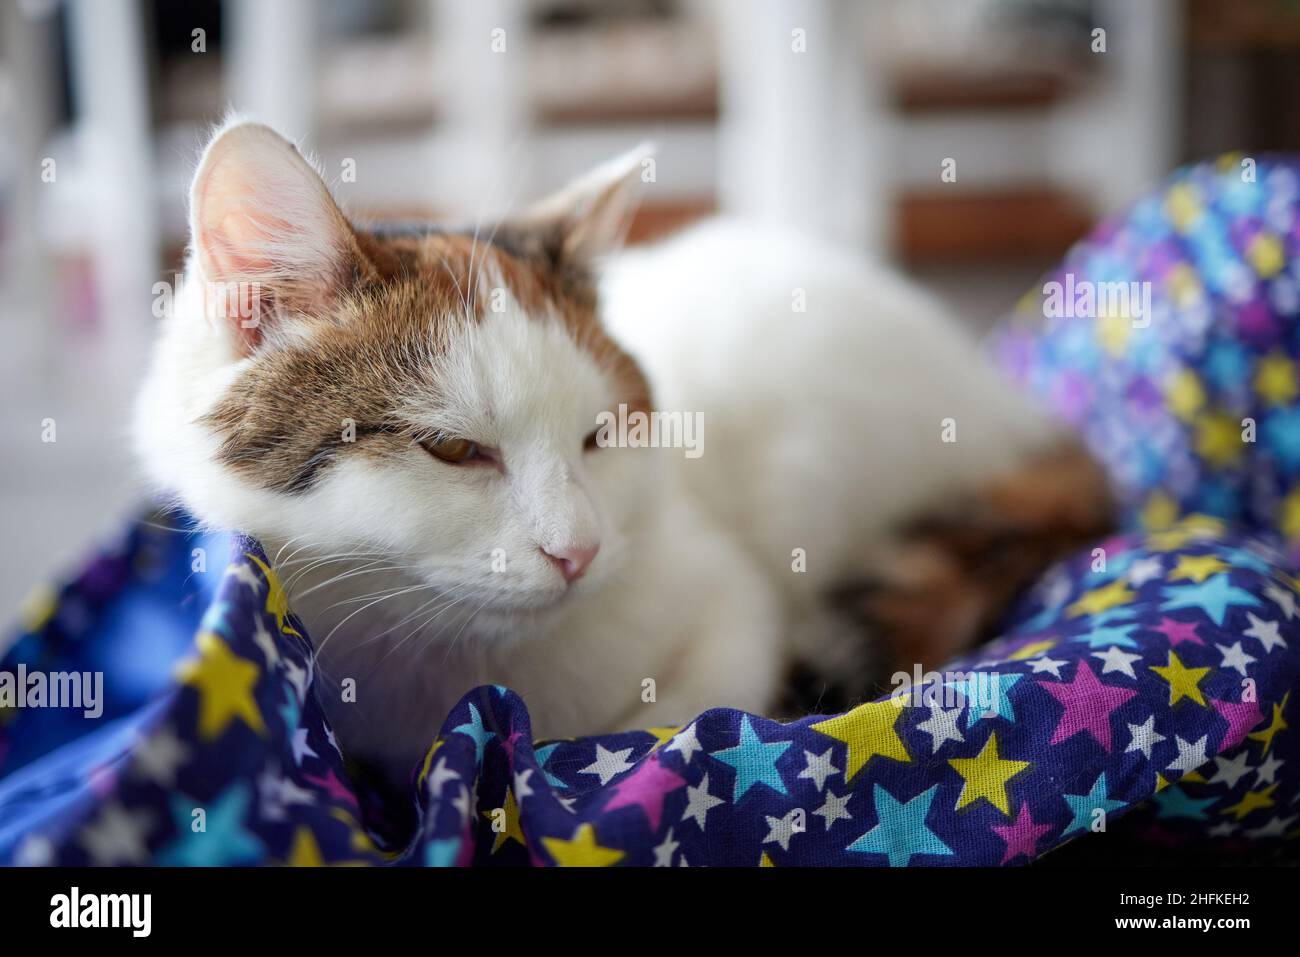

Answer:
[1,0,1298,615]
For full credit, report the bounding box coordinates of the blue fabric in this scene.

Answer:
[1,517,1297,865]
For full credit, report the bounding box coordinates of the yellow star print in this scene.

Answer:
[646,726,682,750]
[1149,649,1211,707]
[1281,487,1300,541]
[542,824,624,867]
[1140,491,1181,531]
[1248,695,1289,755]
[1222,784,1277,821]
[1195,412,1245,468]
[416,738,444,790]
[1166,183,1202,233]
[176,631,265,739]
[1067,578,1134,618]
[1169,554,1229,584]
[1165,369,1205,422]
[286,827,325,866]
[1255,352,1298,406]
[483,787,525,853]
[1008,638,1056,661]
[245,552,301,637]
[811,699,910,782]
[1147,514,1225,550]
[1248,233,1285,278]
[948,732,1030,816]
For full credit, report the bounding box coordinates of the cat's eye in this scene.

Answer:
[584,428,602,452]
[422,435,481,464]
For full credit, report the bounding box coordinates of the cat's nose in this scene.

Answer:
[543,544,599,584]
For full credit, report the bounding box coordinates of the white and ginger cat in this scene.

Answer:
[135,120,1111,783]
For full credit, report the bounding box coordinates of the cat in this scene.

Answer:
[134,118,1112,786]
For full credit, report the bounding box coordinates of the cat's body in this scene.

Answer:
[135,120,1111,785]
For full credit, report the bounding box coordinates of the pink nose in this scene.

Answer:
[543,544,599,584]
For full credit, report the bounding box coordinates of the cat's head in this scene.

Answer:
[135,120,656,626]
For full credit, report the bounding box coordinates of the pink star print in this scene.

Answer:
[992,804,1053,864]
[1038,660,1137,751]
[304,769,358,806]
[1210,697,1265,751]
[1151,617,1203,647]
[601,755,686,830]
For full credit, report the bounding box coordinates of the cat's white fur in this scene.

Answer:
[135,121,1059,781]
[601,222,1060,665]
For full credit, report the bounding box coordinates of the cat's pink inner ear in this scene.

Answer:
[189,121,361,352]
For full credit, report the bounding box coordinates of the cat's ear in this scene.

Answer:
[189,120,368,353]
[521,141,655,267]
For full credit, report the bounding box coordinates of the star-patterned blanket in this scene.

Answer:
[0,516,1296,865]
[3,154,1300,865]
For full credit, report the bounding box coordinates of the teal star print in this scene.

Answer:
[711,715,791,801]
[847,784,953,866]
[1071,622,1138,649]
[452,703,496,763]
[944,673,1021,728]
[1151,784,1218,821]
[1161,574,1261,626]
[156,783,264,866]
[1062,773,1126,836]
[534,743,567,788]
[424,837,461,867]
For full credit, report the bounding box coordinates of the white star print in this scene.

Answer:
[1127,557,1164,587]
[283,658,308,704]
[663,723,702,763]
[797,748,839,791]
[14,835,54,866]
[1255,754,1284,786]
[1243,612,1286,653]
[1245,814,1297,839]
[79,804,152,865]
[513,768,534,803]
[813,789,852,830]
[916,703,965,752]
[1125,715,1166,759]
[228,562,263,590]
[1208,751,1252,789]
[1207,820,1237,838]
[132,726,189,786]
[1167,734,1209,775]
[763,810,804,852]
[252,617,280,667]
[681,773,725,829]
[1093,645,1143,679]
[653,828,679,866]
[291,728,318,766]
[1263,582,1298,620]
[1216,641,1257,677]
[1027,656,1068,678]
[450,783,472,824]
[426,756,459,800]
[258,767,314,821]
[579,744,635,785]
[1037,573,1072,609]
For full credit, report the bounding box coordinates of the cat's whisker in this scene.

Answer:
[312,580,437,660]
